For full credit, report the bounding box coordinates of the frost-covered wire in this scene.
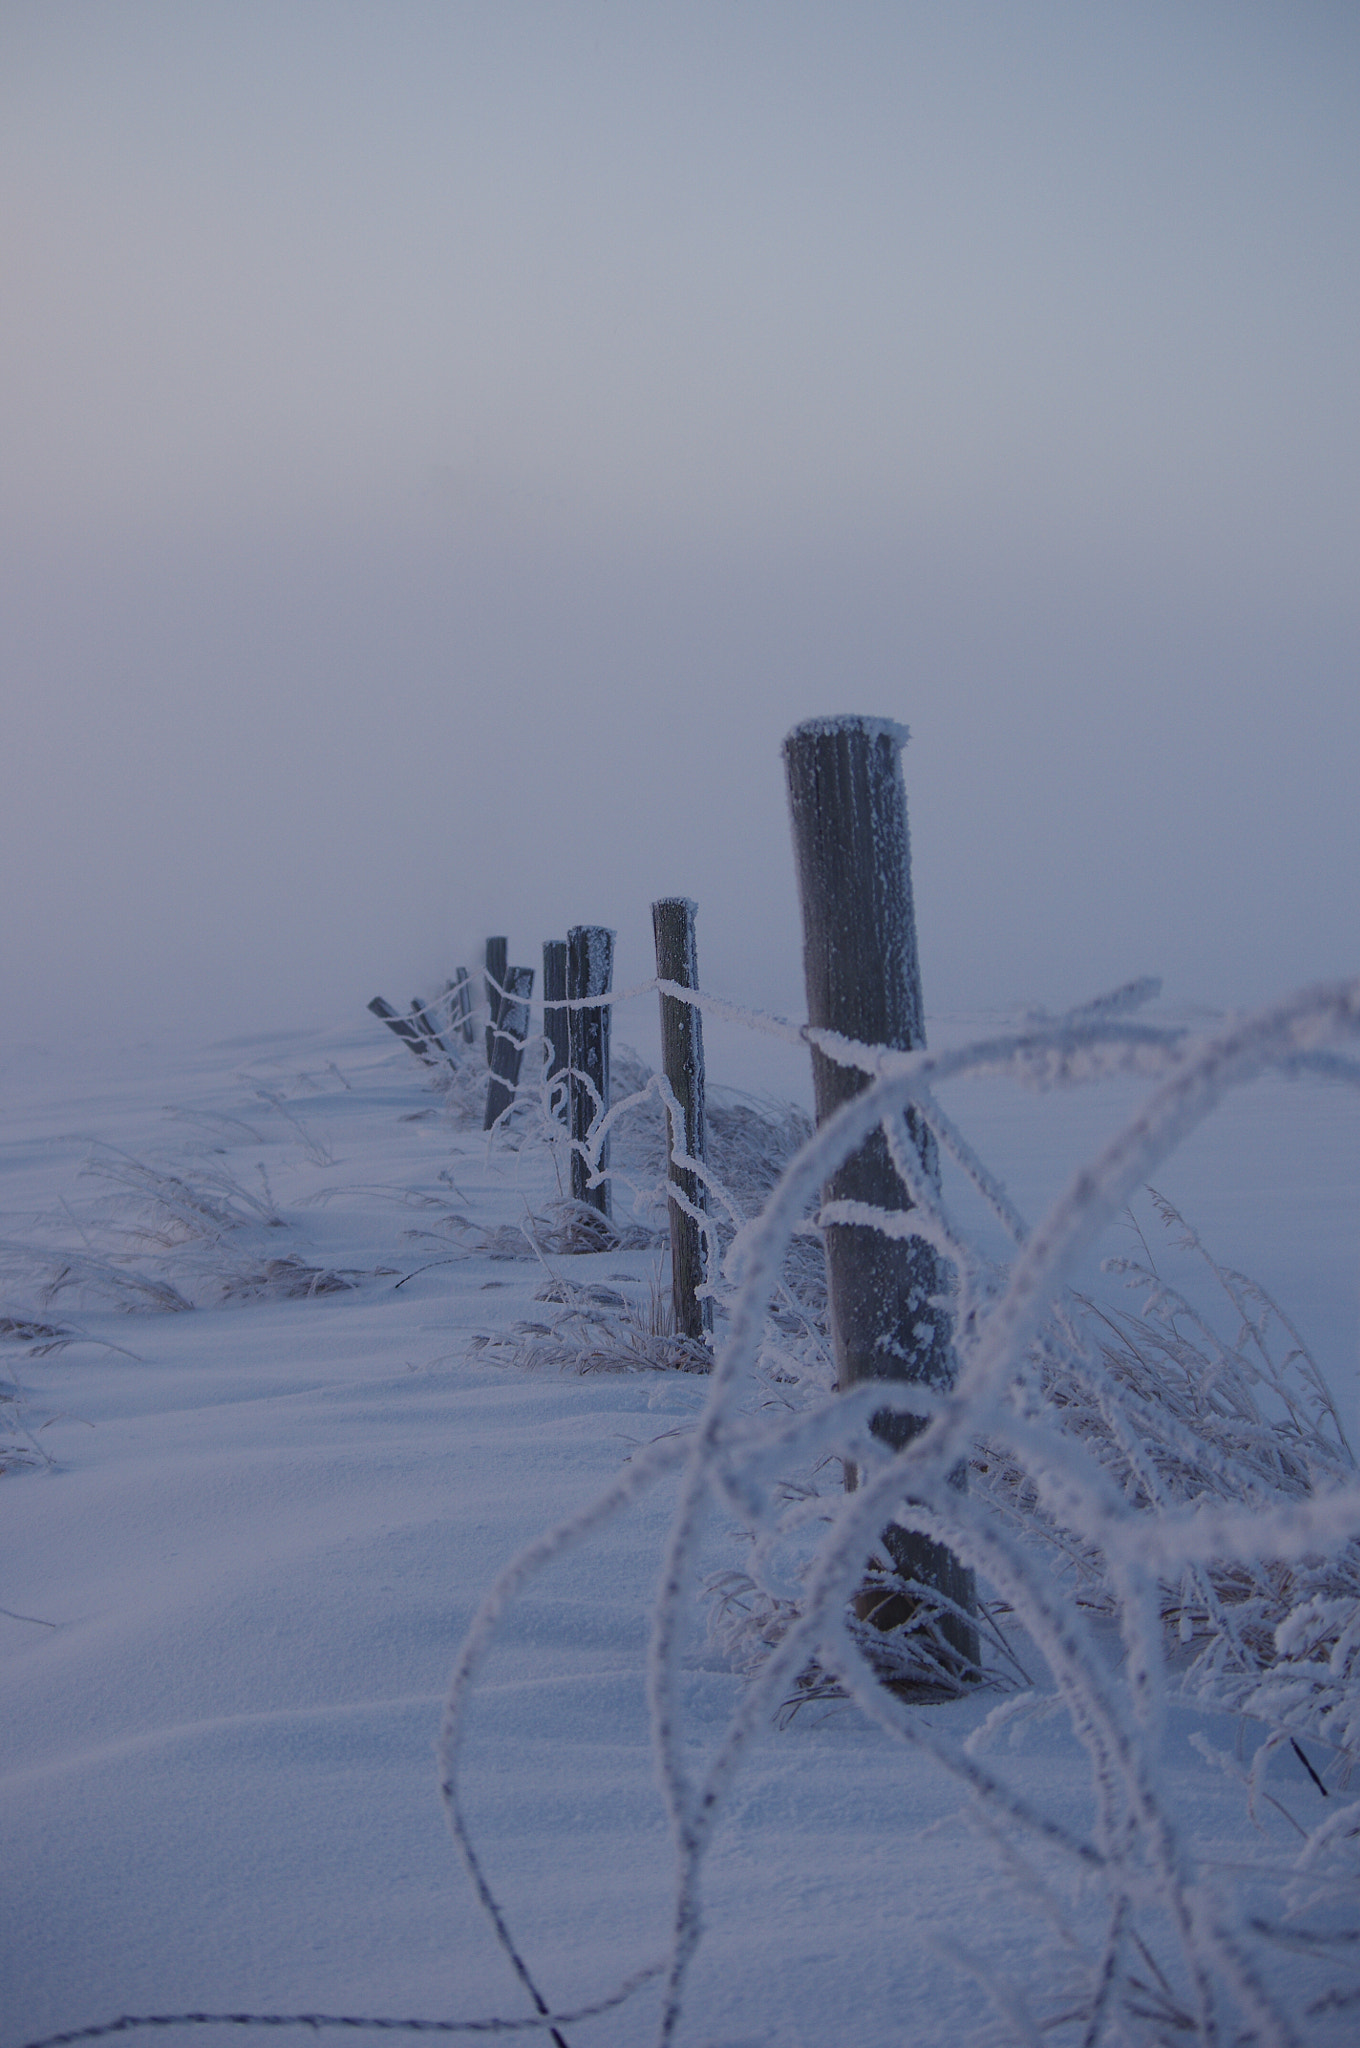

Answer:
[440,974,1360,2044]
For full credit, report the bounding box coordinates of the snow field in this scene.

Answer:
[3,998,1360,2045]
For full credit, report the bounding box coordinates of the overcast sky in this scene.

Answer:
[3,1,1357,1054]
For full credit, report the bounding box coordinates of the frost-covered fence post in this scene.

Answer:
[652,898,712,1342]
[783,715,977,1666]
[483,937,507,1067]
[567,925,614,1216]
[484,965,535,1130]
[542,939,570,1121]
[451,967,475,1046]
[411,996,453,1061]
[367,995,434,1063]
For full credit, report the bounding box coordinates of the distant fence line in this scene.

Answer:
[370,715,986,1667]
[361,707,1291,1692]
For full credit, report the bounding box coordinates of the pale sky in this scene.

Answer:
[3,1,1357,1049]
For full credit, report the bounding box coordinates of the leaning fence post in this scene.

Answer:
[567,925,614,1215]
[484,937,508,1067]
[651,898,712,1341]
[451,967,475,1046]
[783,715,977,1669]
[542,940,570,1121]
[367,996,433,1063]
[411,996,452,1061]
[484,966,535,1130]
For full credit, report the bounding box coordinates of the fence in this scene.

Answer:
[359,715,1360,2046]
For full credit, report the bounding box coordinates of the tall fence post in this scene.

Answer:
[567,925,614,1215]
[542,940,570,1120]
[484,937,507,1067]
[484,966,535,1130]
[783,715,977,1669]
[651,898,712,1341]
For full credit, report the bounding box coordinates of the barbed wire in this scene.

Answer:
[435,973,1360,2045]
[21,1959,664,2048]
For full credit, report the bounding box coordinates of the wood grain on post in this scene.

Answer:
[451,967,475,1046]
[651,898,712,1341]
[542,940,570,1121]
[484,937,508,1067]
[783,715,977,1667]
[484,965,535,1130]
[567,926,614,1215]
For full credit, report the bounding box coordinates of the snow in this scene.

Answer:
[3,1000,1359,2047]
[782,716,911,751]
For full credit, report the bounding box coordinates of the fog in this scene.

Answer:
[4,1,1357,1051]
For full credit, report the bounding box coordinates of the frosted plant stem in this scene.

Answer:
[1079,1897,1129,2048]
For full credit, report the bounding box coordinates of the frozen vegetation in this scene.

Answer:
[5,975,1360,2046]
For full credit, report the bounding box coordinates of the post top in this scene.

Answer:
[782,714,910,753]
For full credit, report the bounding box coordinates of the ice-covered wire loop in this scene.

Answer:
[443,974,1360,2046]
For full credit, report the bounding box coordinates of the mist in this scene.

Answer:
[4,0,1357,1051]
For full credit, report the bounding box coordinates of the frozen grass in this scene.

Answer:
[0,1365,49,1476]
[0,1136,377,1313]
[982,1194,1360,1762]
[473,1264,713,1379]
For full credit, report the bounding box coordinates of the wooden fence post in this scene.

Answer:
[484,937,508,1067]
[651,898,711,1341]
[451,967,475,1045]
[783,715,977,1668]
[542,940,570,1120]
[411,996,453,1061]
[567,925,614,1215]
[367,996,434,1063]
[484,966,535,1129]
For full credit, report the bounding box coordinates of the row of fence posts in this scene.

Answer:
[369,716,977,1668]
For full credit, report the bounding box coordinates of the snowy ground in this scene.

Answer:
[3,1000,1360,2048]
